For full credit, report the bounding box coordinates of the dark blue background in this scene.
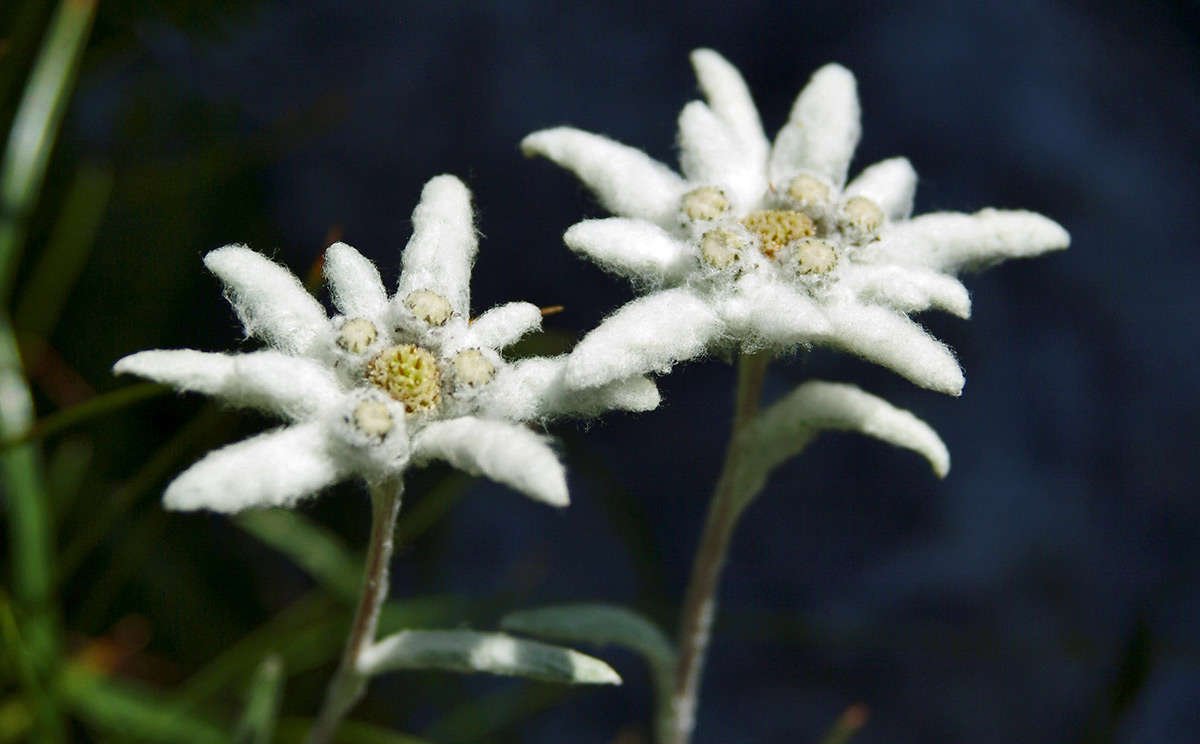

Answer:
[75,1,1199,742]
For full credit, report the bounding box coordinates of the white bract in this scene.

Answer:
[114,175,659,513]
[522,49,1070,395]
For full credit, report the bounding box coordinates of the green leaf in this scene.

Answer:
[58,665,227,744]
[232,655,284,744]
[358,630,622,686]
[235,509,362,601]
[0,383,166,451]
[501,603,675,666]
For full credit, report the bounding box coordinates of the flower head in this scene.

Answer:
[115,175,660,513]
[522,50,1069,394]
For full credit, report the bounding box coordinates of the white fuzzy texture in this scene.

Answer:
[525,49,1067,396]
[397,175,478,316]
[564,219,693,286]
[411,417,568,506]
[325,241,389,318]
[868,209,1070,273]
[116,174,661,513]
[114,349,341,419]
[358,630,621,685]
[769,63,860,187]
[565,288,723,388]
[467,302,543,349]
[204,245,328,356]
[164,423,344,512]
[844,157,917,220]
[739,380,949,495]
[521,128,687,228]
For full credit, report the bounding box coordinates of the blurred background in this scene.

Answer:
[1,0,1197,742]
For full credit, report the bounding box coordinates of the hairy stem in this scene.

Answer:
[667,352,769,744]
[306,480,403,744]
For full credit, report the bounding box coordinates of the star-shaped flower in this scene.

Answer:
[114,175,659,513]
[522,49,1069,395]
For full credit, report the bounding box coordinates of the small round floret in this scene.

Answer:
[699,228,746,269]
[337,318,378,354]
[681,186,730,221]
[787,237,839,275]
[352,398,394,438]
[452,349,496,387]
[785,174,832,219]
[838,196,884,244]
[404,290,453,326]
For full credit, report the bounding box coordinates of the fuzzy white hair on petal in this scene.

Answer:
[875,209,1070,273]
[466,302,543,350]
[689,48,769,165]
[770,63,861,188]
[840,264,972,319]
[844,157,918,221]
[397,175,478,317]
[324,242,389,319]
[563,219,693,287]
[823,303,964,395]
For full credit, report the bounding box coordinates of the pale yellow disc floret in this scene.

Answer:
[452,349,496,387]
[788,237,839,275]
[366,344,442,413]
[740,209,816,258]
[785,174,832,217]
[698,228,746,269]
[838,196,885,244]
[681,186,730,221]
[352,398,394,438]
[337,318,378,354]
[404,290,453,326]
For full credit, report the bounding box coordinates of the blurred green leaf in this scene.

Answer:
[14,162,112,341]
[58,664,227,744]
[501,603,675,668]
[44,435,91,523]
[358,630,622,686]
[232,655,284,744]
[235,510,363,602]
[0,382,166,451]
[393,471,472,545]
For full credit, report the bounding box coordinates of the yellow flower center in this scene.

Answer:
[740,209,816,258]
[366,344,442,413]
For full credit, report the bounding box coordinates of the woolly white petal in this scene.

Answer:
[564,287,723,388]
[678,101,757,206]
[563,218,693,286]
[690,48,769,164]
[481,356,660,421]
[411,417,568,507]
[397,175,478,316]
[769,64,861,187]
[203,245,328,356]
[840,263,972,318]
[746,380,949,481]
[870,209,1070,274]
[844,157,918,220]
[467,303,543,350]
[723,277,831,347]
[163,423,344,512]
[823,303,964,395]
[521,127,687,228]
[324,242,388,318]
[114,349,342,420]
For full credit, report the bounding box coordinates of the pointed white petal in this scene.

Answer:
[163,423,344,512]
[723,275,831,347]
[203,245,328,356]
[690,48,769,163]
[769,64,861,187]
[844,157,918,220]
[564,287,722,388]
[324,242,388,318]
[521,127,687,227]
[840,263,971,318]
[563,218,693,286]
[746,380,949,481]
[411,417,568,506]
[823,302,964,395]
[114,349,342,419]
[467,302,543,350]
[677,101,755,202]
[359,630,621,685]
[481,356,661,421]
[397,175,478,316]
[871,209,1070,274]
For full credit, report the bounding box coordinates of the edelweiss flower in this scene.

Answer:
[114,175,659,513]
[522,49,1070,394]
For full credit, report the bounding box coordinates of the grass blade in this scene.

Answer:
[0,382,166,451]
[232,655,284,744]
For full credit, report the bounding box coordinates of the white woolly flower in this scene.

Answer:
[522,49,1070,395]
[114,175,660,513]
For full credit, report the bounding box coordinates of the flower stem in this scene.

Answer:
[667,351,769,744]
[306,479,403,744]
